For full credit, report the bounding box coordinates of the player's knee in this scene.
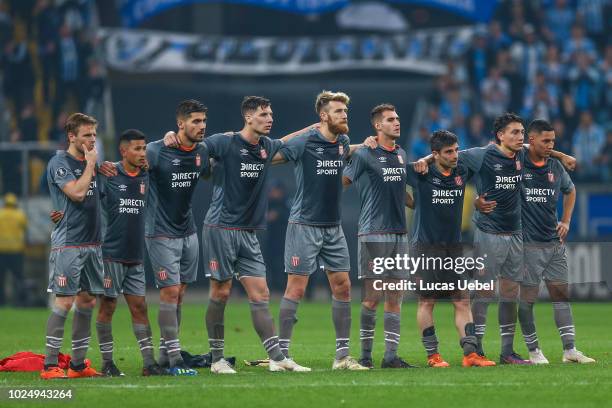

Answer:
[362,300,378,310]
[54,295,74,311]
[211,285,231,303]
[332,279,351,300]
[76,294,97,309]
[285,284,306,301]
[418,299,435,311]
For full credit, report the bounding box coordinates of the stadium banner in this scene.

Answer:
[98,27,473,75]
[117,0,498,27]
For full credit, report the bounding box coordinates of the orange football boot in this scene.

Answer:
[462,352,496,367]
[40,366,67,380]
[427,353,450,367]
[67,366,102,378]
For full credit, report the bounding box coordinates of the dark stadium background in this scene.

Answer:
[0,0,610,305]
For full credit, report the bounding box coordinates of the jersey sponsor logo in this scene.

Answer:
[57,275,67,287]
[55,167,68,178]
[494,174,522,190]
[140,181,146,195]
[171,172,199,188]
[240,162,265,178]
[316,159,343,175]
[240,148,249,156]
[196,153,201,167]
[157,268,168,281]
[291,256,300,268]
[432,188,463,204]
[119,184,128,192]
[338,145,344,156]
[103,276,112,288]
[260,148,267,159]
[381,167,406,182]
[398,155,404,164]
[209,259,219,272]
[119,197,146,214]
[455,176,463,186]
[494,163,503,171]
[548,172,555,183]
[516,160,521,171]
[316,147,325,154]
[172,158,181,166]
[525,187,554,203]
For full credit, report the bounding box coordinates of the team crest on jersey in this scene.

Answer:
[516,161,521,171]
[260,149,267,159]
[548,172,555,183]
[398,155,404,164]
[196,154,201,166]
[209,259,219,272]
[157,269,168,281]
[338,145,344,156]
[119,184,127,192]
[103,277,112,289]
[455,176,463,186]
[57,275,67,287]
[140,181,146,194]
[291,256,300,268]
[55,167,68,178]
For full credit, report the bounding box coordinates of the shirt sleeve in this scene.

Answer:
[49,156,76,190]
[279,134,307,163]
[268,138,284,160]
[405,162,419,187]
[203,133,231,159]
[344,149,365,182]
[146,141,161,171]
[557,160,575,193]
[458,147,487,173]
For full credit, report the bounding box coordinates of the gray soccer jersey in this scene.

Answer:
[344,145,408,235]
[203,132,283,229]
[47,151,101,247]
[100,163,148,264]
[521,153,574,243]
[279,128,351,226]
[144,140,209,238]
[460,144,525,234]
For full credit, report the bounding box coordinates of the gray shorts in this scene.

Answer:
[103,261,146,298]
[202,225,266,281]
[48,246,104,296]
[284,223,350,275]
[474,228,523,282]
[145,234,199,288]
[357,233,409,280]
[522,241,568,286]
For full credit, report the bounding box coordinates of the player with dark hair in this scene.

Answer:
[42,113,103,379]
[343,104,415,369]
[408,129,495,368]
[477,119,594,364]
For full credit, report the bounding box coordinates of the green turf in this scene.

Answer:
[1,302,611,407]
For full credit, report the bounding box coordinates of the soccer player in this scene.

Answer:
[95,129,166,376]
[478,119,594,364]
[414,112,575,364]
[407,130,495,368]
[101,100,210,375]
[41,113,103,379]
[277,91,370,370]
[342,104,415,369]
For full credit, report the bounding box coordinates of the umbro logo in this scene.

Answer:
[316,147,325,154]
[119,184,127,192]
[172,158,181,166]
[74,169,82,176]
[494,164,503,171]
[240,149,249,156]
[524,173,533,180]
[378,156,387,163]
[432,177,441,185]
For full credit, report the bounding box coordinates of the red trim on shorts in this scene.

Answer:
[52,243,101,250]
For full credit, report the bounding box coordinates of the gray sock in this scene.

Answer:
[499,299,518,356]
[249,301,284,362]
[421,325,438,357]
[206,298,226,363]
[360,305,377,360]
[332,298,351,360]
[95,320,113,362]
[133,323,156,367]
[460,323,478,356]
[383,311,401,362]
[177,303,182,330]
[278,297,299,358]
[518,301,539,351]
[44,306,68,367]
[158,302,183,367]
[471,298,489,355]
[158,337,168,366]
[71,307,93,366]
[553,302,575,350]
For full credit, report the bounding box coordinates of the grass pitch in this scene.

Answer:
[1,302,611,407]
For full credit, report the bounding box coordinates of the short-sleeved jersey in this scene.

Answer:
[521,152,574,243]
[344,145,408,235]
[460,144,525,234]
[407,162,473,245]
[145,140,209,238]
[203,132,283,230]
[279,128,350,226]
[100,163,148,263]
[47,151,101,247]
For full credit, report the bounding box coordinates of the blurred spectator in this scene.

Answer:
[596,130,612,182]
[439,86,470,129]
[467,113,489,146]
[54,23,81,118]
[541,45,565,85]
[563,25,596,64]
[0,130,23,195]
[572,111,605,180]
[48,111,68,145]
[2,35,34,118]
[0,192,27,306]
[576,0,609,46]
[544,0,575,45]
[487,20,510,52]
[480,66,510,120]
[34,0,60,104]
[410,126,430,161]
[19,103,38,142]
[560,93,579,132]
[551,118,573,155]
[567,52,600,111]
[510,24,545,83]
[522,71,559,120]
[466,28,491,90]
[600,45,612,120]
[424,106,443,134]
[0,1,12,50]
